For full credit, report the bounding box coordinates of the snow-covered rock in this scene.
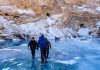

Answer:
[96,21,100,27]
[76,5,96,14]
[96,7,100,12]
[0,6,17,13]
[18,14,65,39]
[78,28,90,37]
[0,16,18,36]
[17,9,36,15]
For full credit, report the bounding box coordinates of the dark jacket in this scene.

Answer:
[46,39,51,49]
[28,40,38,50]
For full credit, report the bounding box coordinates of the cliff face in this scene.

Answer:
[0,0,100,14]
[0,0,100,39]
[0,0,100,26]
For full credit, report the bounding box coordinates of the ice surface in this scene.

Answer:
[17,63,23,66]
[0,38,100,70]
[0,39,5,42]
[56,60,77,65]
[19,44,28,47]
[55,56,81,65]
[73,57,81,60]
[2,67,10,70]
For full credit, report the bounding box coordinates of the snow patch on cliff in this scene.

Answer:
[78,28,90,37]
[0,16,15,35]
[96,7,100,12]
[17,9,35,15]
[18,14,66,39]
[96,21,100,27]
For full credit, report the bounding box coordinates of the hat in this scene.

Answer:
[32,37,34,39]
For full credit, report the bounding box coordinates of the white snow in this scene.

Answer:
[56,56,81,65]
[1,58,16,62]
[17,9,35,15]
[0,48,21,51]
[96,21,100,27]
[12,39,21,42]
[78,28,90,37]
[96,7,100,12]
[0,13,95,39]
[0,6,17,13]
[2,67,10,70]
[0,13,88,39]
[62,51,68,55]
[0,16,16,35]
[76,5,97,14]
[9,58,16,61]
[73,57,81,60]
[17,63,23,66]
[18,14,66,39]
[13,62,18,64]
[77,6,91,12]
[56,60,77,65]
[19,44,28,47]
[0,39,5,42]
[1,60,8,62]
[46,17,55,25]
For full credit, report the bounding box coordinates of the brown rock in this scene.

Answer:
[32,5,43,15]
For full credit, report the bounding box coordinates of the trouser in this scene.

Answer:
[31,50,35,59]
[40,48,47,61]
[46,48,49,58]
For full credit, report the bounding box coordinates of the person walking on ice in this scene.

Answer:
[45,38,51,59]
[38,34,50,63]
[28,37,38,60]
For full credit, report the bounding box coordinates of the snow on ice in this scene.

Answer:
[56,56,81,65]
[2,67,10,70]
[56,60,77,65]
[0,48,21,51]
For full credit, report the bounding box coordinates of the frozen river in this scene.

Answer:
[0,38,100,70]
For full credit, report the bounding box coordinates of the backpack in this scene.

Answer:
[39,37,47,48]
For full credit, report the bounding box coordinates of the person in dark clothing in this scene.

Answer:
[55,36,60,42]
[45,38,51,58]
[28,37,38,59]
[38,34,47,62]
